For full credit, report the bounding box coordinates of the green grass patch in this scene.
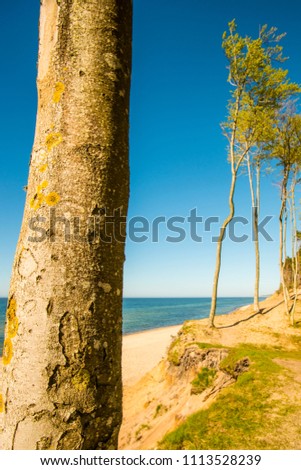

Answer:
[191,367,216,394]
[167,336,183,366]
[196,342,224,349]
[167,322,200,365]
[159,343,301,450]
[181,321,200,335]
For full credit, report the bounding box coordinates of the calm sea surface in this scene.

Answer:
[0,297,259,355]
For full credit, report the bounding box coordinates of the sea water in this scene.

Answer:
[0,297,258,355]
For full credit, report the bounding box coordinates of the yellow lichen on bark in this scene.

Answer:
[8,316,19,339]
[45,132,62,151]
[0,394,4,413]
[6,297,19,338]
[29,181,50,210]
[6,298,17,322]
[3,338,13,366]
[30,193,44,210]
[39,163,48,172]
[71,369,90,391]
[53,82,65,103]
[45,191,60,206]
[37,181,49,192]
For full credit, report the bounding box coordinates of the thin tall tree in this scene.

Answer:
[230,26,299,315]
[287,164,300,325]
[270,110,301,319]
[246,152,261,312]
[209,21,298,327]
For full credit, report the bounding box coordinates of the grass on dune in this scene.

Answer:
[159,344,301,450]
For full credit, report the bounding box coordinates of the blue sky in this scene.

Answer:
[0,0,301,298]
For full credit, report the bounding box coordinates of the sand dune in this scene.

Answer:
[122,324,181,386]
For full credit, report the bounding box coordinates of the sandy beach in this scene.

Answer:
[120,294,292,388]
[122,324,181,386]
[119,294,301,449]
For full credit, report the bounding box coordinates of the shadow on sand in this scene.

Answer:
[216,299,285,329]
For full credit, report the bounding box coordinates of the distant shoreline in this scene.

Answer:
[1,297,263,341]
[1,298,270,386]
[121,299,260,385]
[0,297,264,357]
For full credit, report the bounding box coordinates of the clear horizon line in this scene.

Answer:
[0,294,271,300]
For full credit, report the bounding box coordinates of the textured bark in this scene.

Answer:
[0,0,132,450]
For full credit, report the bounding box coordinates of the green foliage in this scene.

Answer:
[159,344,301,450]
[209,19,301,326]
[221,20,300,168]
[269,108,301,167]
[191,367,216,394]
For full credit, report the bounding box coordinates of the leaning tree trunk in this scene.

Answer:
[208,92,247,327]
[208,170,237,327]
[0,0,132,450]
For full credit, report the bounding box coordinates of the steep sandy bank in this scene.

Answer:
[119,293,301,449]
[122,325,181,386]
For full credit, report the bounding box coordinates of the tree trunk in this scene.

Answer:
[254,163,261,312]
[0,0,132,450]
[247,156,261,313]
[279,169,290,317]
[208,171,236,328]
[208,91,247,328]
[289,171,298,326]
